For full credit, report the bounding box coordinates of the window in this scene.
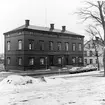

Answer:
[72,57,76,64]
[72,43,76,51]
[96,59,98,64]
[78,43,82,51]
[65,42,69,51]
[18,57,22,65]
[84,59,87,64]
[29,40,34,50]
[7,41,10,50]
[49,41,53,50]
[58,58,62,64]
[40,58,45,65]
[90,59,93,64]
[7,57,10,64]
[88,44,90,48]
[90,51,93,56]
[29,58,34,65]
[57,42,61,51]
[84,51,87,56]
[18,40,22,50]
[78,57,82,63]
[39,40,44,50]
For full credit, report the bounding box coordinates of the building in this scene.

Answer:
[4,20,84,70]
[0,53,4,64]
[84,37,104,67]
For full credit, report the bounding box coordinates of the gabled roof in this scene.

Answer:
[84,38,104,49]
[4,22,84,37]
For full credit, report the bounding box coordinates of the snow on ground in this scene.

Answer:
[0,71,105,105]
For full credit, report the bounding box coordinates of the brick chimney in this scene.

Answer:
[62,26,66,32]
[50,24,54,30]
[25,20,30,27]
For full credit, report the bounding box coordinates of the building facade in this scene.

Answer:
[84,37,104,67]
[4,20,84,70]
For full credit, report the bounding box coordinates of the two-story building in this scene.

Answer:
[4,20,84,71]
[84,37,104,67]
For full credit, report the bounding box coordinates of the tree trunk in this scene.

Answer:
[96,52,100,71]
[103,27,105,76]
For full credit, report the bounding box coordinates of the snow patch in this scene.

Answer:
[0,75,68,93]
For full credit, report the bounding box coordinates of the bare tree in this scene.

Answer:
[77,1,105,76]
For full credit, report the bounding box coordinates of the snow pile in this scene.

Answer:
[0,75,46,93]
[0,75,67,93]
[0,75,34,86]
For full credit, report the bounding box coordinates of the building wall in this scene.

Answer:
[4,29,84,70]
[84,39,104,67]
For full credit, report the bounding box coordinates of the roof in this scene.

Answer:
[4,24,84,37]
[84,38,104,48]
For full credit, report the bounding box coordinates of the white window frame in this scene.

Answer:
[65,42,69,51]
[7,57,10,64]
[78,57,82,63]
[18,57,22,65]
[18,40,22,50]
[29,43,32,50]
[79,43,82,51]
[72,57,76,64]
[58,42,61,51]
[72,43,76,51]
[7,41,10,51]
[58,58,62,64]
[40,58,45,65]
[29,40,34,50]
[49,41,53,50]
[29,58,34,65]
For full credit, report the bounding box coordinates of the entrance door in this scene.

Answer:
[65,55,69,65]
[49,55,54,66]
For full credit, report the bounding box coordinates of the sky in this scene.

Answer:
[0,0,88,53]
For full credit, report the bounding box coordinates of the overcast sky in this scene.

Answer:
[0,0,88,53]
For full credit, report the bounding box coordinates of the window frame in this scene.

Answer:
[40,58,45,65]
[78,57,82,63]
[29,57,34,65]
[65,42,69,51]
[29,40,34,50]
[84,59,87,64]
[18,57,22,66]
[18,40,22,50]
[72,43,76,51]
[57,42,62,51]
[72,57,76,64]
[49,41,53,51]
[7,41,10,51]
[89,51,93,57]
[7,57,10,65]
[58,57,62,64]
[90,59,93,64]
[78,43,82,51]
[39,40,44,51]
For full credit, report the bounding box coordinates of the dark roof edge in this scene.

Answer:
[4,27,84,37]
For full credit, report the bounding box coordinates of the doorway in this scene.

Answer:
[49,55,54,66]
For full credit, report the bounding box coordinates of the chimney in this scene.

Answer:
[25,20,30,27]
[50,24,54,30]
[62,26,66,32]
